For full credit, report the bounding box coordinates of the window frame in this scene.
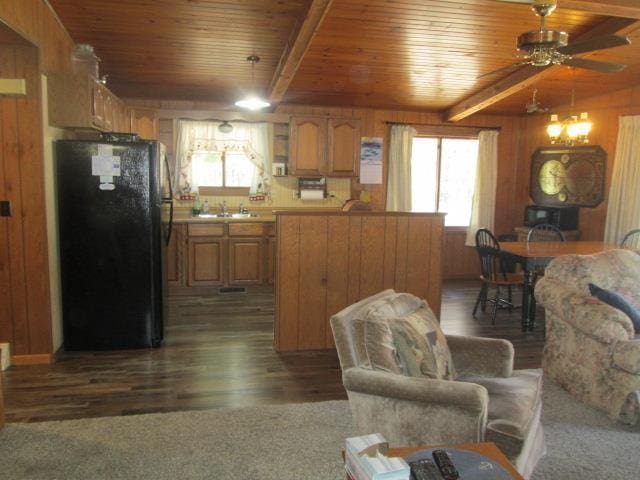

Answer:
[412,133,479,227]
[194,150,251,196]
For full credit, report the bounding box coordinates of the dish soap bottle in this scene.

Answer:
[202,199,210,214]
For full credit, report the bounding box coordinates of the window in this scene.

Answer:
[191,150,255,189]
[411,137,479,226]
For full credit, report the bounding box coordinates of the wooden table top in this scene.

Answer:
[345,442,523,480]
[499,241,621,259]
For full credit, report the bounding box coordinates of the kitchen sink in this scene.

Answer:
[197,213,258,219]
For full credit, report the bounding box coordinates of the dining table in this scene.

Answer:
[499,241,622,332]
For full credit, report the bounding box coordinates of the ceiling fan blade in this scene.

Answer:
[477,62,526,79]
[562,57,627,73]
[558,35,631,56]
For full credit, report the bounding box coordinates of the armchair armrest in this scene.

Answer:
[343,368,488,412]
[446,335,514,378]
[535,279,634,343]
[342,367,489,445]
[613,339,640,374]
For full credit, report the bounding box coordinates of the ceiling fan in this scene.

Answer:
[481,0,631,78]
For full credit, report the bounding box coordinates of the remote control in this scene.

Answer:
[409,458,442,480]
[432,450,460,480]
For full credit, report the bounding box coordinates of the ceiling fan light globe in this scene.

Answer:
[235,96,271,111]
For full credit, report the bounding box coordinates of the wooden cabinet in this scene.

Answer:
[167,221,276,294]
[129,108,159,140]
[229,238,263,285]
[289,116,326,176]
[275,213,445,352]
[188,238,225,286]
[267,236,276,285]
[289,115,360,177]
[48,73,128,132]
[327,118,361,176]
[164,224,184,287]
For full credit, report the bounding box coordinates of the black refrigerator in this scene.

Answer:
[56,139,174,350]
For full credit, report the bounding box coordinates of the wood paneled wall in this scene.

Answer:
[275,212,444,351]
[516,84,640,241]
[0,0,75,74]
[0,43,53,357]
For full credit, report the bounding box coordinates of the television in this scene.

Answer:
[523,205,579,230]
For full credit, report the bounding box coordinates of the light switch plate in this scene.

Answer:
[0,342,10,371]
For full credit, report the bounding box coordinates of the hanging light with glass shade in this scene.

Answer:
[546,70,592,145]
[235,55,271,111]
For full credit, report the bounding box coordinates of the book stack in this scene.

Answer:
[345,433,410,480]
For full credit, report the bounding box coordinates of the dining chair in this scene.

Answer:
[527,223,565,242]
[473,229,523,324]
[620,228,640,249]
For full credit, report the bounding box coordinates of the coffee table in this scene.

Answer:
[345,441,523,479]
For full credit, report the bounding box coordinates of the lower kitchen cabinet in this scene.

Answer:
[165,221,276,294]
[229,238,263,285]
[187,237,226,286]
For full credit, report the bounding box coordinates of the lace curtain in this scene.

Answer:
[174,120,273,195]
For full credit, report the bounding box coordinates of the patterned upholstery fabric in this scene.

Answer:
[535,249,640,426]
[330,290,546,478]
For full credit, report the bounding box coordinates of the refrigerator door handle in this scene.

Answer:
[164,200,174,246]
[161,152,174,203]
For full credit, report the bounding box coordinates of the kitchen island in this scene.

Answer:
[275,211,445,352]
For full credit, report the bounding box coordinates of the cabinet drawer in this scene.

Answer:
[188,223,224,237]
[228,223,264,236]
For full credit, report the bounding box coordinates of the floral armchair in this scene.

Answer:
[535,249,640,426]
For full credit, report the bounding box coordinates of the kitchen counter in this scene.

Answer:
[171,214,276,224]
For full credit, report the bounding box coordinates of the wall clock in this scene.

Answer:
[530,145,606,207]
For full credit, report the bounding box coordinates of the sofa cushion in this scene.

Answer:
[458,370,543,459]
[357,293,455,380]
[589,283,640,333]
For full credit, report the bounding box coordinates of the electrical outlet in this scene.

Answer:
[328,191,336,198]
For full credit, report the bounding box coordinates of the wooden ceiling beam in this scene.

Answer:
[268,0,334,103]
[444,16,639,122]
[558,0,640,19]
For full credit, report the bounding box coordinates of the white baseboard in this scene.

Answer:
[0,342,11,371]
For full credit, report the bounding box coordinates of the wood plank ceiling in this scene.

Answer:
[49,0,640,116]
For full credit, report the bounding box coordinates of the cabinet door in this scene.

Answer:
[327,118,360,177]
[229,238,263,285]
[130,108,159,140]
[187,237,225,286]
[267,236,276,285]
[165,224,184,288]
[103,93,114,131]
[92,83,105,128]
[289,116,326,176]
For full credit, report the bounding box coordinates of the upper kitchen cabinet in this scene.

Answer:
[327,118,361,177]
[48,73,127,132]
[288,116,360,177]
[289,116,326,176]
[129,108,159,140]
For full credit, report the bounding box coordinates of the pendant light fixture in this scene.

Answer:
[235,55,271,111]
[218,121,233,134]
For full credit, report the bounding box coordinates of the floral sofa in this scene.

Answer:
[535,249,640,425]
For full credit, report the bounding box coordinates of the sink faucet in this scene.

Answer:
[219,201,228,216]
[239,202,248,214]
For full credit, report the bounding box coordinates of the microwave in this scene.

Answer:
[524,205,579,230]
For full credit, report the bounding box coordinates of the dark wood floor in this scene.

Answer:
[1,280,544,423]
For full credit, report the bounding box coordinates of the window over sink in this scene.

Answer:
[174,120,273,196]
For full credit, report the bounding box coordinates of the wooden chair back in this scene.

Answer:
[527,223,565,242]
[621,229,640,249]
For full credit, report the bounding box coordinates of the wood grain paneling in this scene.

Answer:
[515,83,640,242]
[275,212,444,351]
[276,216,301,351]
[0,42,52,357]
[49,0,312,102]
